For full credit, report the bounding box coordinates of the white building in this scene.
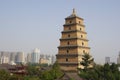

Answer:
[39,54,55,65]
[39,58,48,64]
[48,57,52,65]
[51,55,56,65]
[0,56,9,64]
[31,48,40,64]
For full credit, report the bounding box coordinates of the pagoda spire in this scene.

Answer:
[72,8,76,16]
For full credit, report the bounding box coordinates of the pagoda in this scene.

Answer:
[56,9,90,71]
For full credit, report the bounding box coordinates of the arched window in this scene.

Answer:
[82,42,84,46]
[80,28,82,31]
[68,34,70,37]
[83,50,85,53]
[66,58,68,62]
[67,42,70,45]
[67,50,69,53]
[81,35,83,38]
[69,27,71,30]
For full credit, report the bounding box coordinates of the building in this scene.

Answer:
[117,52,120,64]
[8,65,27,76]
[0,51,10,64]
[105,57,110,64]
[0,56,9,64]
[39,54,55,65]
[39,58,48,65]
[26,53,32,63]
[39,54,53,65]
[16,52,25,64]
[51,55,56,65]
[56,9,90,71]
[9,52,16,64]
[31,48,40,64]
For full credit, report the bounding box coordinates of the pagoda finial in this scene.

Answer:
[72,8,76,16]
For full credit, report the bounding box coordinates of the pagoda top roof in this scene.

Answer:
[66,9,83,20]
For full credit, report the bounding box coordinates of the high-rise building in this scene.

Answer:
[105,57,110,64]
[51,55,56,65]
[56,9,90,71]
[10,52,16,63]
[47,55,52,65]
[117,52,120,64]
[0,51,10,58]
[0,56,9,64]
[0,51,4,57]
[26,53,32,63]
[0,51,10,64]
[16,52,25,64]
[31,48,40,63]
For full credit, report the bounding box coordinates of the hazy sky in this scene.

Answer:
[0,0,120,64]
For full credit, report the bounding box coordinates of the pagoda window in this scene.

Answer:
[80,28,82,31]
[69,21,72,23]
[69,27,71,30]
[83,50,85,53]
[66,58,68,62]
[82,42,84,46]
[67,42,70,45]
[67,50,69,53]
[68,34,70,37]
[81,35,83,38]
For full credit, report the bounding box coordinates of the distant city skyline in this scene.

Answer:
[0,50,56,65]
[0,1,120,64]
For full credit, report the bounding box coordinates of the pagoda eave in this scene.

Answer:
[63,23,85,27]
[56,54,80,57]
[58,45,90,49]
[61,30,87,34]
[60,38,89,41]
[65,16,83,20]
[58,62,78,65]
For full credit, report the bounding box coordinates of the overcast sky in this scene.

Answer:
[0,0,120,64]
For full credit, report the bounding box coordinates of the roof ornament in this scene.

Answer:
[72,8,76,16]
[67,8,80,18]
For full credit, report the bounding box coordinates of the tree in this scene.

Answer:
[40,62,64,80]
[0,69,10,80]
[26,64,41,76]
[79,63,120,80]
[79,53,94,71]
[51,62,63,79]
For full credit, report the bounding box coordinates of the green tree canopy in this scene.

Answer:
[79,53,94,71]
[79,63,120,80]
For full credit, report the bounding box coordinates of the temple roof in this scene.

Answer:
[66,9,83,20]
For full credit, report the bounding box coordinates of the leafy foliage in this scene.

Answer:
[40,62,64,80]
[79,53,120,80]
[79,63,120,80]
[0,62,63,80]
[79,53,94,71]
[0,69,10,80]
